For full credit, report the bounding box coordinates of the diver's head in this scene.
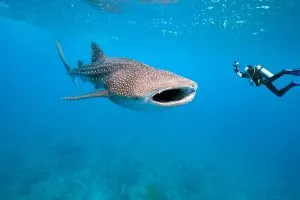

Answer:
[245,66,255,75]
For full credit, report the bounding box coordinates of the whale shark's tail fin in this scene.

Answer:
[55,41,78,87]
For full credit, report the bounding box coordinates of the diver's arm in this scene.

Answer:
[233,61,250,78]
[235,70,250,78]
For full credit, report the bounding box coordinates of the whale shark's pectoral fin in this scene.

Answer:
[62,90,109,100]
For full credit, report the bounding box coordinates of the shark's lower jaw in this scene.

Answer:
[149,87,196,107]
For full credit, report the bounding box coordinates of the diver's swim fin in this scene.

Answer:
[285,69,300,76]
[292,82,300,86]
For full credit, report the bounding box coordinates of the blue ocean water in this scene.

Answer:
[0,0,300,199]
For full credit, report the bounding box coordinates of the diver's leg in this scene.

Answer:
[263,70,287,83]
[284,68,300,76]
[266,69,300,83]
[264,82,298,97]
[265,68,300,84]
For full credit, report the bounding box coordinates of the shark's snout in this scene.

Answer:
[149,82,197,107]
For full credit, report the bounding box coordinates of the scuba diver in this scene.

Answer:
[233,61,300,97]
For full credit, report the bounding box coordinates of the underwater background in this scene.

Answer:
[0,0,300,199]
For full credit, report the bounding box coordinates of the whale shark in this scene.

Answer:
[55,41,197,111]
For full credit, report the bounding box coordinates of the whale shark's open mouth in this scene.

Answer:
[150,87,196,106]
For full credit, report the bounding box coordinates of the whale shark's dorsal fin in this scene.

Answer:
[91,42,105,64]
[77,60,84,68]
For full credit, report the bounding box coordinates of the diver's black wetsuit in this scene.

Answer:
[233,61,300,97]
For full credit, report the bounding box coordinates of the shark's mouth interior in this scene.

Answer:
[151,87,196,104]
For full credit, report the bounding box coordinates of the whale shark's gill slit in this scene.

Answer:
[152,87,195,103]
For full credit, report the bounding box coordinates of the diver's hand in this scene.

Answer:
[233,61,239,67]
[249,78,254,86]
[233,61,239,66]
